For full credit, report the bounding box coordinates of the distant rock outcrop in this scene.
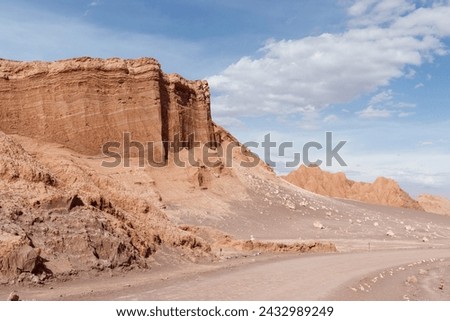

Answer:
[0,57,216,157]
[418,194,450,215]
[283,165,423,210]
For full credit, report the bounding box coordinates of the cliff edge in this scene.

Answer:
[0,57,216,157]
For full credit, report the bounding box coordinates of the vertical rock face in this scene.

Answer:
[0,57,216,157]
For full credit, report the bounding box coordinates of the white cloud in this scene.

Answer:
[347,0,378,17]
[356,106,392,118]
[213,116,245,129]
[209,1,450,119]
[348,0,416,27]
[404,68,416,79]
[396,102,416,108]
[85,0,101,15]
[415,82,425,88]
[324,114,339,123]
[398,111,416,117]
[357,89,416,118]
[369,89,394,105]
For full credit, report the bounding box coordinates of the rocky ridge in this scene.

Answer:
[283,165,423,210]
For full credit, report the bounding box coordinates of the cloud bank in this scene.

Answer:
[209,1,450,118]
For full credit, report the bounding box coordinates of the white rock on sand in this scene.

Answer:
[313,221,325,229]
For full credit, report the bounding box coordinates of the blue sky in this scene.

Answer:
[1,0,449,198]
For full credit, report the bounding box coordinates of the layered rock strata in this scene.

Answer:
[0,57,216,158]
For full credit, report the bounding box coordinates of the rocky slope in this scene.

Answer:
[283,165,423,210]
[418,194,450,215]
[0,130,215,283]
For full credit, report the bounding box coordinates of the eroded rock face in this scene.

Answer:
[0,111,214,281]
[0,236,37,277]
[283,165,423,210]
[0,132,56,184]
[0,57,216,157]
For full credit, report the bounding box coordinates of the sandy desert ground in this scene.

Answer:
[2,145,450,301]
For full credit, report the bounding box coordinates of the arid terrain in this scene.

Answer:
[1,57,449,301]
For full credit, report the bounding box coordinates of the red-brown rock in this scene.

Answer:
[283,165,423,210]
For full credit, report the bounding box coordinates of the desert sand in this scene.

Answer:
[1,57,449,301]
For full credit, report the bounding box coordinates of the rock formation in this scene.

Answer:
[418,194,450,215]
[0,57,217,157]
[0,57,278,284]
[0,57,222,282]
[283,165,423,210]
[0,129,214,281]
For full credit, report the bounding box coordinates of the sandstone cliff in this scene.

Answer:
[0,57,221,282]
[0,57,216,157]
[283,165,423,210]
[418,194,450,215]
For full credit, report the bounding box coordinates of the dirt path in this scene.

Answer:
[118,248,450,300]
[3,248,449,301]
[84,248,450,300]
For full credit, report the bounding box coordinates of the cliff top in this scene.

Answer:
[0,57,164,79]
